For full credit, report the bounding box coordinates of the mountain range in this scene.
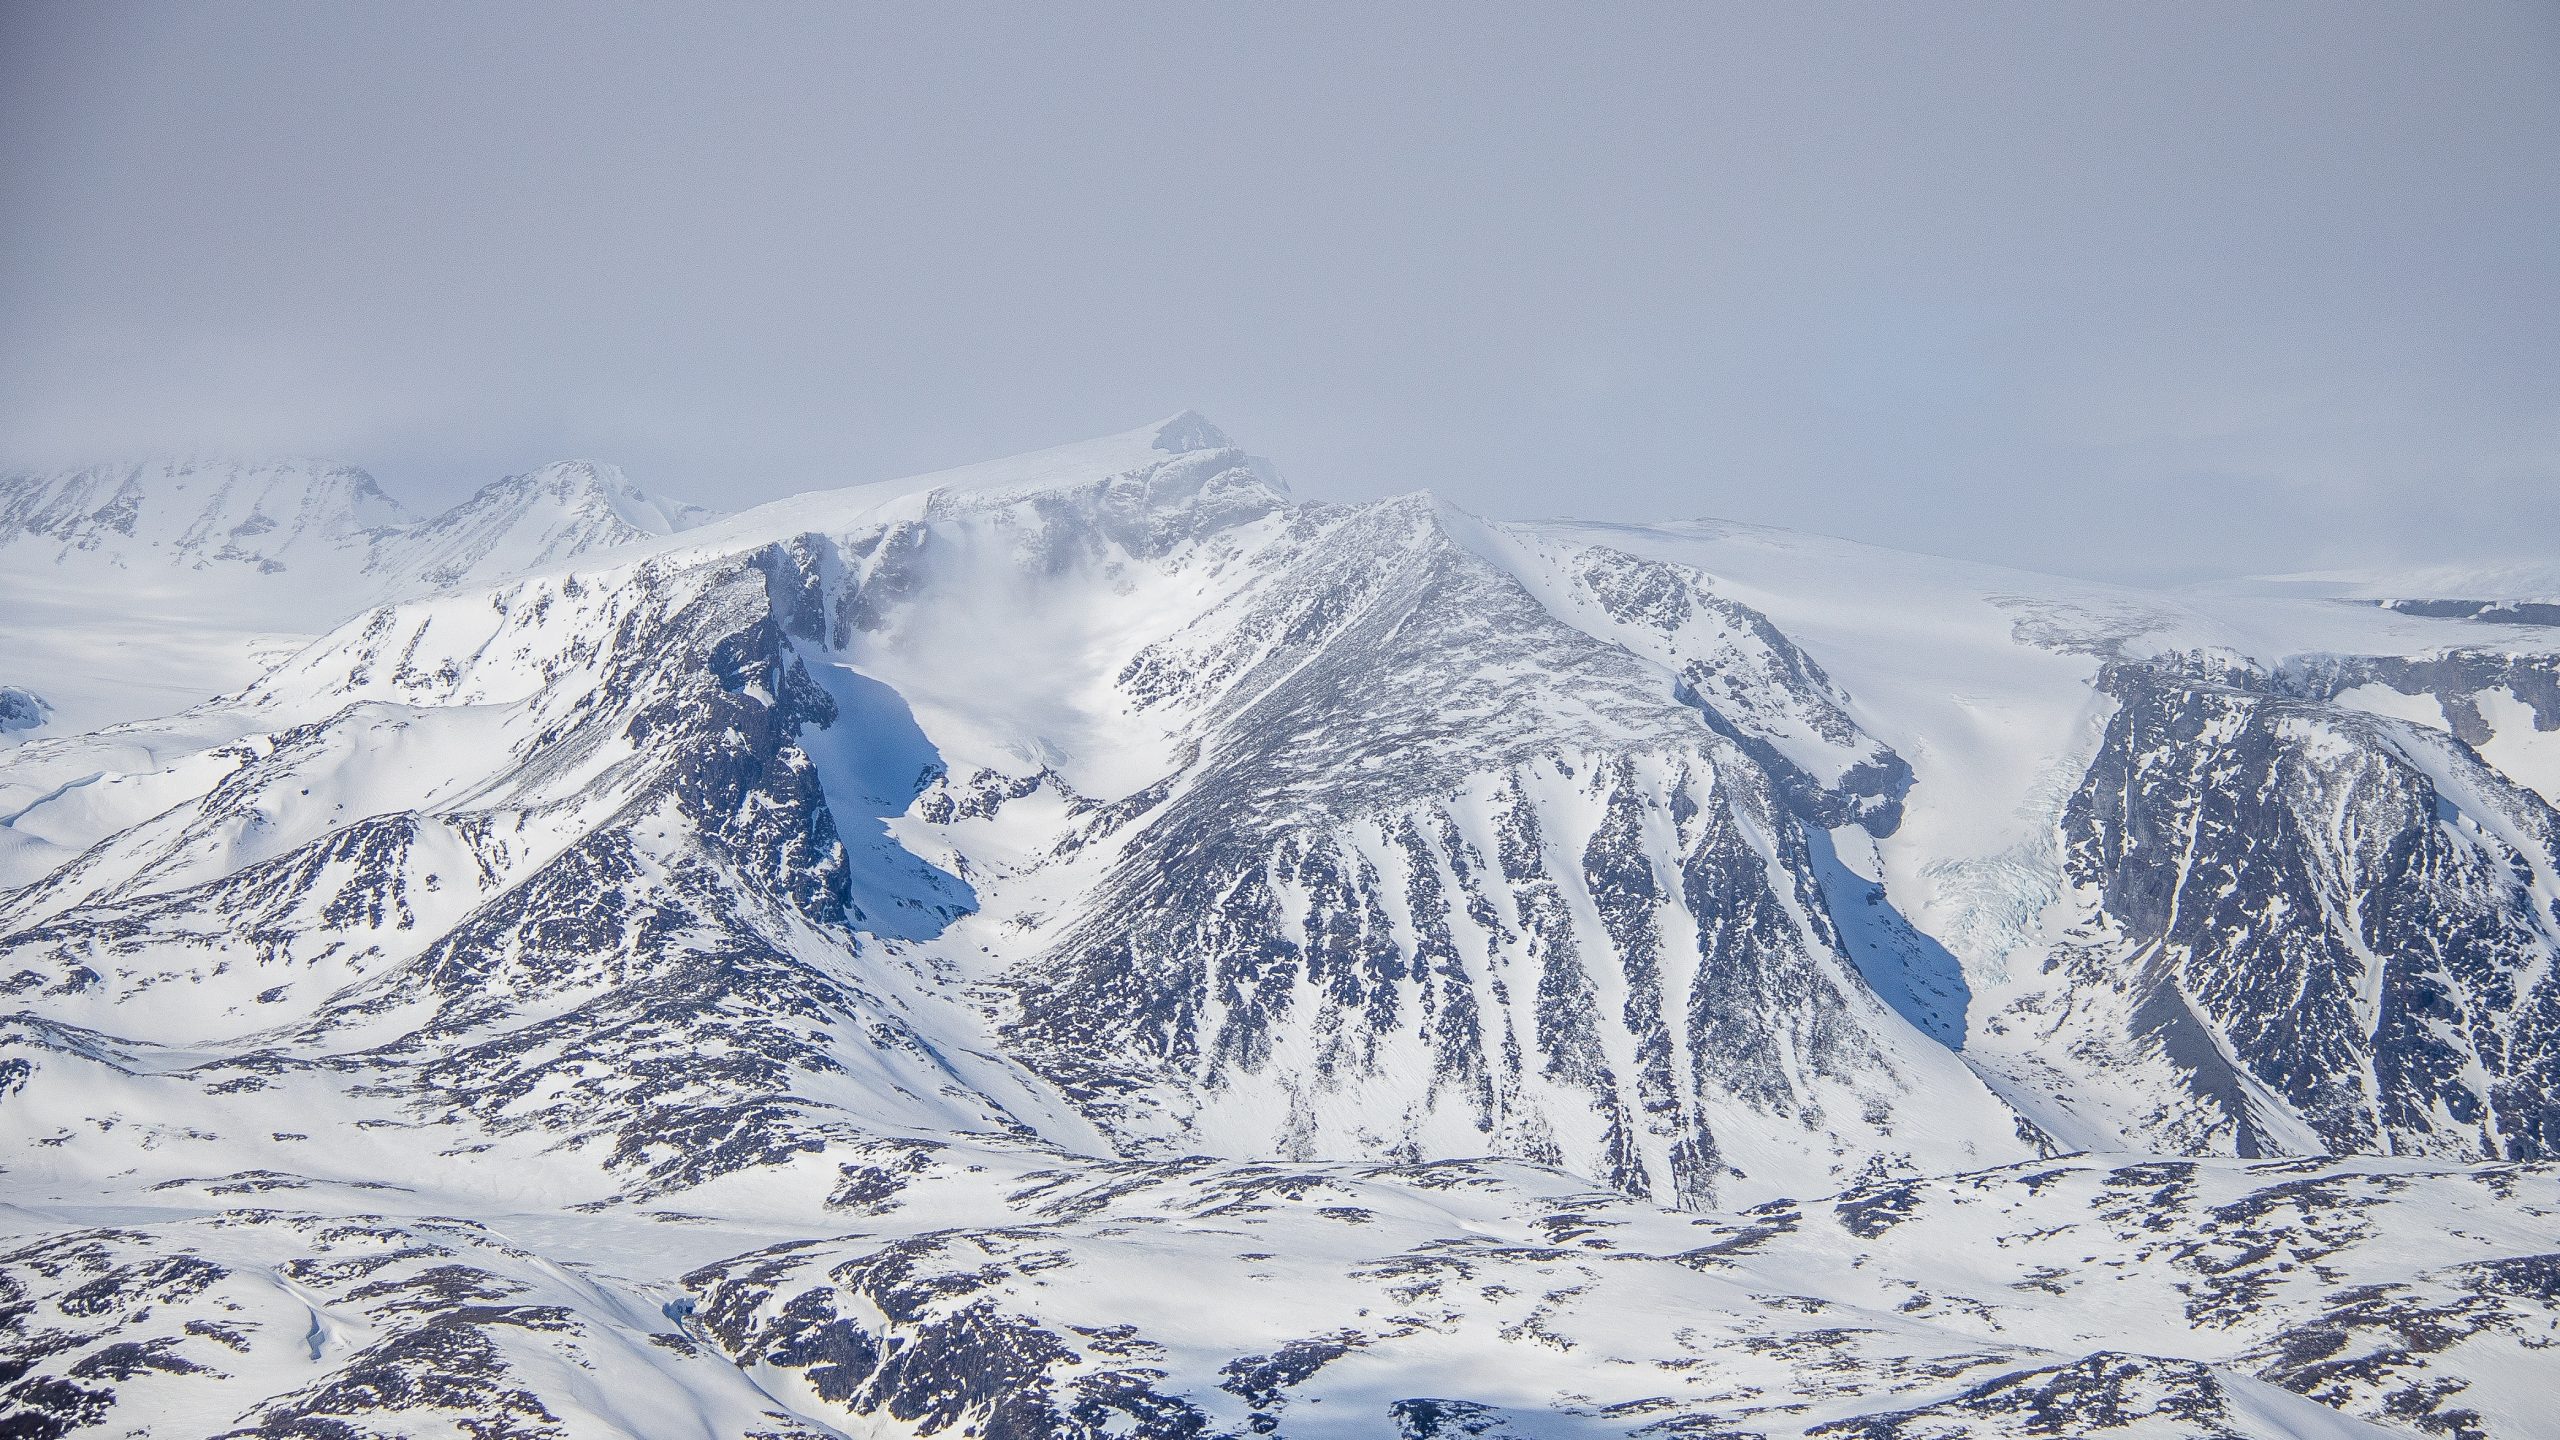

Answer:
[3,415,2556,1438]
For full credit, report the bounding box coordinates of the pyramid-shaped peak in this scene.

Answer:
[1151,411,1234,454]
[517,458,645,503]
[495,459,714,535]
[527,457,627,485]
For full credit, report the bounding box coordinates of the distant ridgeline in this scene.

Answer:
[3,415,2558,1438]
[2374,596,2560,627]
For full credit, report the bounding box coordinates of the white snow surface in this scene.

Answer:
[5,415,2559,1436]
[0,456,717,741]
[2237,558,2560,604]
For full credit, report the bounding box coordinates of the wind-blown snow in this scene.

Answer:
[5,414,2558,1437]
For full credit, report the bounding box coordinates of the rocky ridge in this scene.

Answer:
[4,416,2559,1435]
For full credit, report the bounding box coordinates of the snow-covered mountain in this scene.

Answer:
[4,416,2557,1436]
[0,458,410,576]
[0,457,710,593]
[0,457,716,738]
[371,459,719,594]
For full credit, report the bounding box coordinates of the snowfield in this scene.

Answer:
[4,416,2557,1437]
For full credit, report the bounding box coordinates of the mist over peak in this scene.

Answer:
[4,4,2551,581]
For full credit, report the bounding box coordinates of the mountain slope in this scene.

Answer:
[0,459,410,577]
[0,418,2029,1210]
[5,1149,2550,1439]
[1530,518,2560,1166]
[0,458,716,740]
[370,459,717,594]
[5,416,2560,1435]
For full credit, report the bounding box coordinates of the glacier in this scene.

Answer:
[3,416,2557,1438]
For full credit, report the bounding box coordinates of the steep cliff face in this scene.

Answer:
[973,492,2011,1205]
[8,419,2560,1436]
[0,420,2026,1214]
[0,548,1069,1215]
[13,421,2560,1209]
[1498,515,2560,1173]
[2021,655,2560,1160]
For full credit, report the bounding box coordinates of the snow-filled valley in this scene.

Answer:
[5,416,2559,1438]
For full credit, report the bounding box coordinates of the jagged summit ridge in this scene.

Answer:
[5,417,2560,1436]
[0,457,409,573]
[373,457,716,591]
[492,458,716,534]
[0,451,725,739]
[0,453,714,589]
[0,423,2020,1207]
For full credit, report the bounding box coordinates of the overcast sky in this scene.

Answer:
[3,3,2554,583]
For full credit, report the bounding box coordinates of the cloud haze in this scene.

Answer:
[4,2,2554,582]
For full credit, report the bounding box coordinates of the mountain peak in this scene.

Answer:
[0,457,411,572]
[1150,410,1233,453]
[368,459,718,594]
[678,415,1272,548]
[506,458,714,535]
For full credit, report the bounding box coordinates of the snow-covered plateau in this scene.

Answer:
[4,417,2557,1437]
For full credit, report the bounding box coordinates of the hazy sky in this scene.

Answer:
[4,3,2555,583]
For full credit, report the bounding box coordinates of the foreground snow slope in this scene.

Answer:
[5,415,2559,1435]
[3,1148,2551,1439]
